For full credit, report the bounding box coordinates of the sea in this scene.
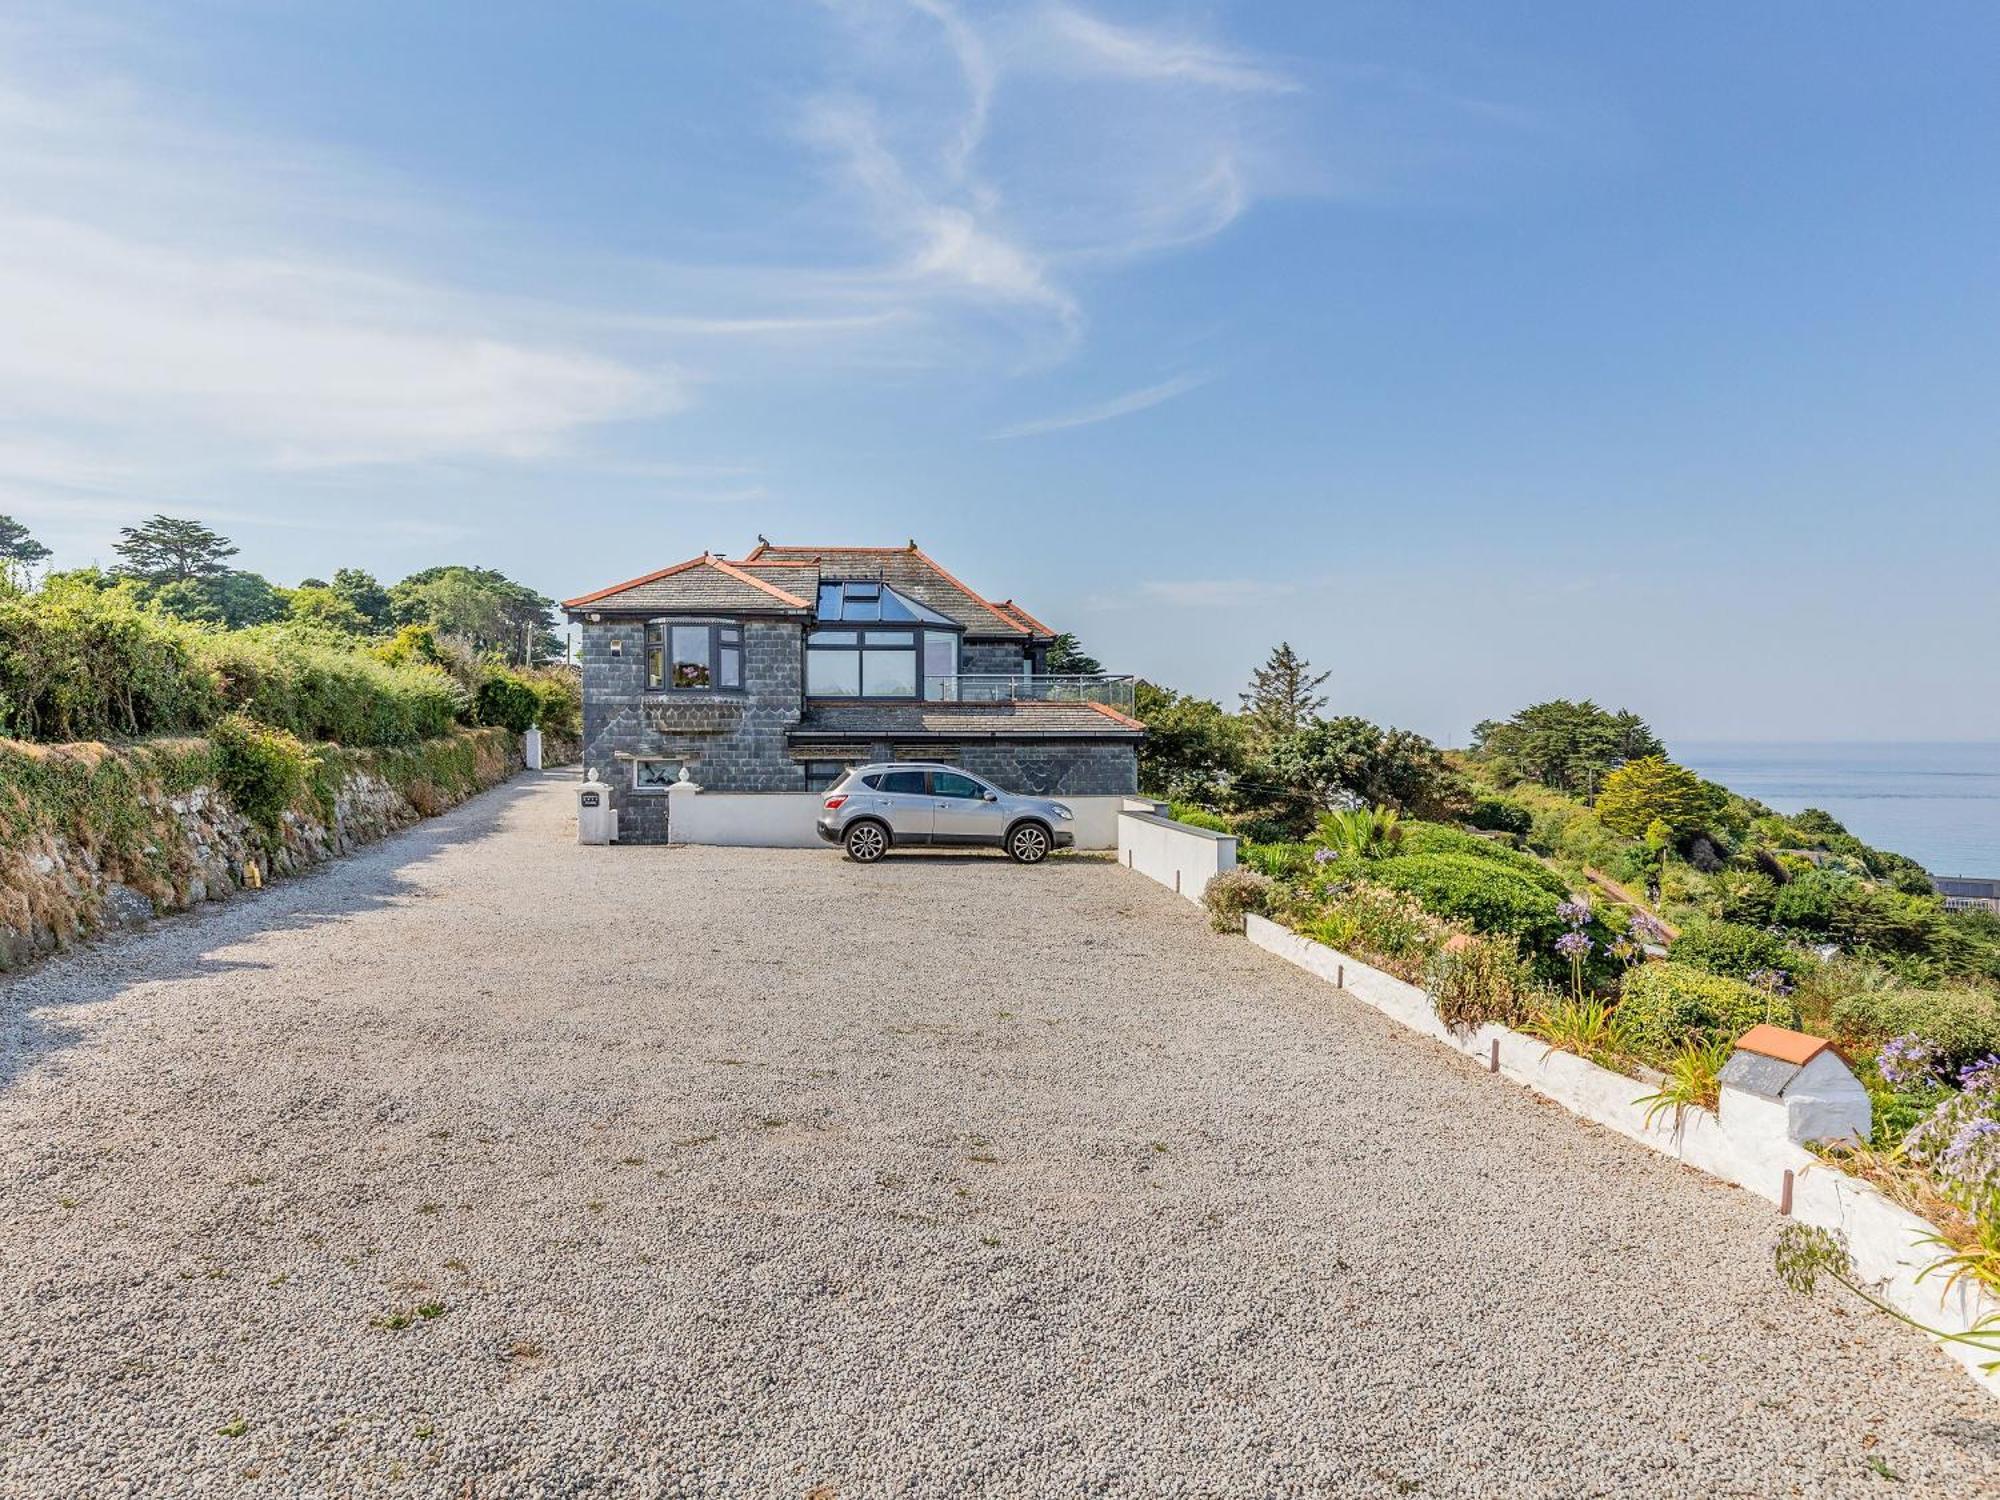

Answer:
[1676,742,2000,880]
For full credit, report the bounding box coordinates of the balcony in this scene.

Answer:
[925,674,1136,715]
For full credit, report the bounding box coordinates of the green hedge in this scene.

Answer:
[1392,822,1571,898]
[1830,984,2000,1074]
[0,591,462,748]
[1372,853,1567,950]
[1618,961,1798,1056]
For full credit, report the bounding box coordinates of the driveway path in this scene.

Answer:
[2,772,1995,1498]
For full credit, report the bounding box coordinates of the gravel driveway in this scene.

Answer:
[3,770,1997,1498]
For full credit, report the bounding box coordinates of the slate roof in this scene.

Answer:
[563,555,812,614]
[790,700,1143,741]
[741,542,1040,637]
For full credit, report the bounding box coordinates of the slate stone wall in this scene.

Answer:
[579,617,805,842]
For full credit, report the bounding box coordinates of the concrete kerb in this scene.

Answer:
[1240,912,2000,1400]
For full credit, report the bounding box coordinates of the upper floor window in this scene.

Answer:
[646,621,744,692]
[806,626,959,699]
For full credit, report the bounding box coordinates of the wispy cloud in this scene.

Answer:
[988,372,1208,438]
[1034,5,1301,95]
[1140,578,1293,607]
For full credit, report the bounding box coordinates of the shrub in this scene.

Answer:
[475,672,541,733]
[209,713,311,834]
[1772,866,1849,934]
[1372,853,1567,950]
[1240,842,1314,881]
[1202,868,1274,934]
[1393,822,1571,898]
[525,669,581,737]
[1466,797,1532,837]
[1617,961,1798,1057]
[1303,881,1444,977]
[1669,917,1802,981]
[1829,985,2000,1075]
[1168,803,1232,833]
[1426,933,1537,1031]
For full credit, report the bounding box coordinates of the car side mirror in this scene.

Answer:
[983,790,999,802]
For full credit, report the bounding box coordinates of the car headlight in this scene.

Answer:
[1051,804,1074,820]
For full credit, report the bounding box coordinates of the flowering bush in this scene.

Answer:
[1426,933,1538,1031]
[1907,1056,2000,1199]
[1877,1034,1943,1092]
[1201,868,1276,934]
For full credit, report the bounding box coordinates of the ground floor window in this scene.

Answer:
[632,758,681,792]
[804,760,850,792]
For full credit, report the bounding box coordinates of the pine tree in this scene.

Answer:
[1239,642,1329,742]
[0,514,51,581]
[1044,632,1102,676]
[113,515,239,582]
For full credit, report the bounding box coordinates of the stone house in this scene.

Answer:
[563,540,1144,843]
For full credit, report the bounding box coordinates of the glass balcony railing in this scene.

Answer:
[924,674,1136,714]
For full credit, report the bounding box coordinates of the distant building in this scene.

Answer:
[1935,876,2000,914]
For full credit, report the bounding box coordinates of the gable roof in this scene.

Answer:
[563,554,812,614]
[739,541,1040,637]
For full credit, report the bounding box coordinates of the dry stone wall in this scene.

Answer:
[0,728,569,971]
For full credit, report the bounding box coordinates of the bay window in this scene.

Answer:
[644,621,744,692]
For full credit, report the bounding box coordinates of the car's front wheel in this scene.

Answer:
[1006,822,1051,864]
[844,820,889,863]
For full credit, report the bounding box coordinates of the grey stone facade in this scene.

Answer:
[579,617,805,843]
[961,639,1028,677]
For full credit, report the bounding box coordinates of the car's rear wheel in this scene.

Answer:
[1006,822,1051,864]
[844,820,889,863]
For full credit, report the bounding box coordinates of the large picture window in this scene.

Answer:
[645,621,744,692]
[806,626,958,699]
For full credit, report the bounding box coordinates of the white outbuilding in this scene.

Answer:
[1717,1024,1871,1148]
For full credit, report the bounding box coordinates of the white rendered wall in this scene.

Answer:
[1117,811,1237,903]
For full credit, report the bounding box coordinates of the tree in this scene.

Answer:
[113,515,239,583]
[285,584,371,634]
[1594,755,1724,838]
[149,571,287,629]
[0,514,51,583]
[1240,642,1329,743]
[1134,680,1246,802]
[331,567,393,629]
[1265,716,1468,821]
[1044,632,1102,676]
[1470,700,1664,796]
[390,565,559,664]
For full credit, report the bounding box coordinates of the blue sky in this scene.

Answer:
[5,1,1997,743]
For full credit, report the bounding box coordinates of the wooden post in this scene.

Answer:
[1490,1039,1500,1073]
[1779,1169,1794,1216]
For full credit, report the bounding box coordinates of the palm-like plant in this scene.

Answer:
[1315,805,1404,861]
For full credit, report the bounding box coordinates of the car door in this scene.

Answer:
[929,769,1006,845]
[867,768,933,843]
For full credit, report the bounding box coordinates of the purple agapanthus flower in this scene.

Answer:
[1877,1034,1940,1092]
[1556,898,1593,929]
[1628,913,1669,945]
[1313,848,1337,865]
[1945,1117,2000,1164]
[1746,968,1796,997]
[1960,1055,2000,1096]
[1554,930,1593,960]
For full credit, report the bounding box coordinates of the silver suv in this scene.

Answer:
[816,762,1076,864]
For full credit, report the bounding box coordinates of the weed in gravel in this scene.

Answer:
[760,1117,788,1129]
[1151,1142,1169,1154]
[416,1300,447,1320]
[619,1156,645,1167]
[585,1200,606,1213]
[57,1197,76,1210]
[413,1423,436,1440]
[507,1339,544,1360]
[1864,1455,1900,1481]
[374,1310,414,1331]
[415,1203,441,1216]
[442,1258,469,1274]
[675,1134,717,1148]
[218,1417,249,1438]
[267,1273,290,1288]
[979,1234,1000,1247]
